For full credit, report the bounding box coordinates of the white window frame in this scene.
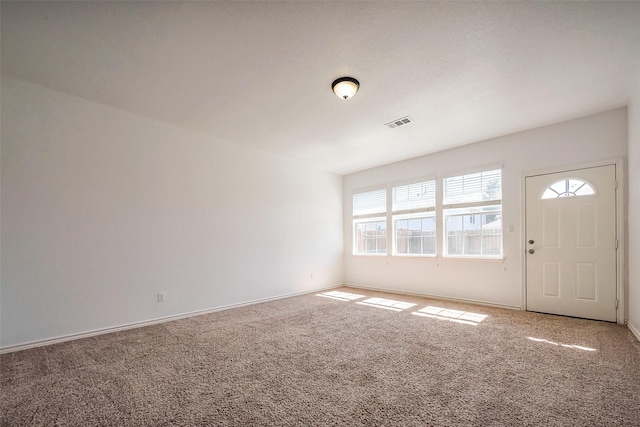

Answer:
[443,169,503,259]
[352,188,388,256]
[541,178,596,199]
[392,179,436,257]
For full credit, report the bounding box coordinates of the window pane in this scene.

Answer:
[575,185,595,196]
[568,179,585,193]
[446,215,464,255]
[444,169,502,205]
[541,179,595,199]
[354,219,387,254]
[445,211,502,257]
[395,219,408,254]
[407,218,421,231]
[353,189,386,216]
[542,188,559,199]
[392,180,435,211]
[550,180,566,194]
[394,214,435,256]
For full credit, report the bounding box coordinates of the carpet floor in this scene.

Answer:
[2,286,640,426]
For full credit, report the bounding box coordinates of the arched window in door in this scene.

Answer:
[541,178,595,199]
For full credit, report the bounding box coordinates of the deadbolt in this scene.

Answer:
[528,240,535,245]
[528,249,535,254]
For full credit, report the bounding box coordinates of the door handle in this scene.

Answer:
[528,240,535,245]
[528,249,535,254]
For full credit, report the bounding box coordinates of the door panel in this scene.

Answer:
[525,165,616,322]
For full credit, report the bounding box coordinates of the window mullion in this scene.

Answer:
[442,200,501,210]
[354,212,387,220]
[436,176,443,258]
[387,184,392,258]
[391,206,435,216]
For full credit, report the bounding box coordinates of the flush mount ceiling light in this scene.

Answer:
[332,77,359,100]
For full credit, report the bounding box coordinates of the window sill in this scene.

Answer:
[352,253,387,257]
[441,255,505,262]
[392,254,437,259]
[350,254,505,263]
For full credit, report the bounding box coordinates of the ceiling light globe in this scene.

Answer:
[332,77,359,100]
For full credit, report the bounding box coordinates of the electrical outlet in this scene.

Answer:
[157,292,166,303]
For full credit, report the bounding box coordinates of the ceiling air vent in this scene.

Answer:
[385,116,413,129]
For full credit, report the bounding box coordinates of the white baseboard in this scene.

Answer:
[628,321,640,342]
[341,283,521,311]
[0,284,341,354]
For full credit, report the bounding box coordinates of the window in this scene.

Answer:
[542,178,595,199]
[392,180,436,256]
[353,189,387,255]
[443,169,502,257]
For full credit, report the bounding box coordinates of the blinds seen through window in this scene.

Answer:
[443,169,502,206]
[353,189,386,218]
[392,180,435,213]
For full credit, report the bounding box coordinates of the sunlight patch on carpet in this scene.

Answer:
[527,336,596,352]
[356,297,417,311]
[316,291,366,301]
[411,306,488,326]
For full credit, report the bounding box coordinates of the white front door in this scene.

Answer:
[525,165,617,322]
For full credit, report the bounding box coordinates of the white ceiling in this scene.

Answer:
[2,1,639,175]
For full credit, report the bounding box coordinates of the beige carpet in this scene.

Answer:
[2,286,639,426]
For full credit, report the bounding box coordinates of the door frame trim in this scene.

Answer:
[520,158,626,324]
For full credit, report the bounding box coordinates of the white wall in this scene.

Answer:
[628,75,640,336]
[344,108,627,308]
[0,78,344,349]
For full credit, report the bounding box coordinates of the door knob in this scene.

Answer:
[528,240,535,244]
[528,249,535,254]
